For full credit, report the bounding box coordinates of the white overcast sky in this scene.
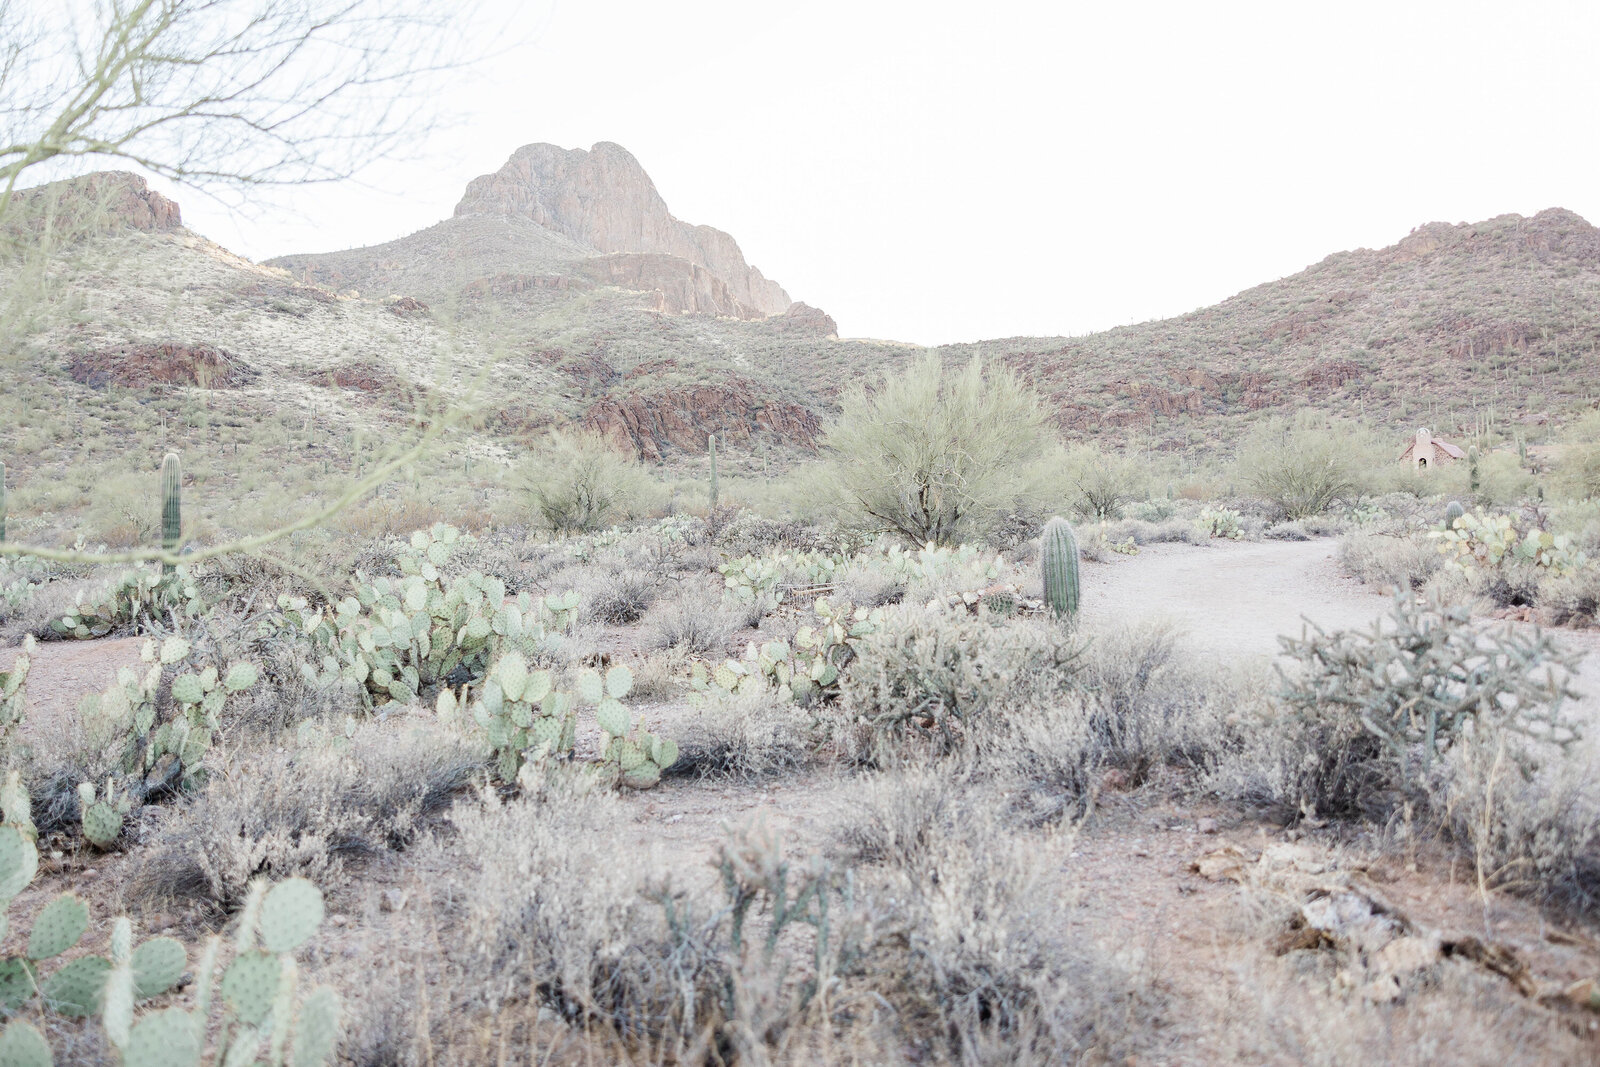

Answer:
[169,0,1600,346]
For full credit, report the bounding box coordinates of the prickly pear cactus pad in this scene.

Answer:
[260,878,325,954]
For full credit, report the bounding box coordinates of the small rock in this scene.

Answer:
[1197,818,1218,834]
[329,914,348,927]
[380,889,406,913]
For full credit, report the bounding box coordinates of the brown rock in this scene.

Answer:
[10,171,181,232]
[455,142,791,316]
[582,378,821,460]
[67,343,253,389]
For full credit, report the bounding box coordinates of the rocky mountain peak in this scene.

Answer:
[454,142,791,316]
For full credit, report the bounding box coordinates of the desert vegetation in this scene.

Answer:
[3,3,1600,1063]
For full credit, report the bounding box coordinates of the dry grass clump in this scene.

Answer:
[129,719,480,914]
[673,687,813,780]
[572,564,660,625]
[836,609,1083,758]
[642,582,754,654]
[1338,530,1441,590]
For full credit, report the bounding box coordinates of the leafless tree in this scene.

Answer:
[0,0,471,218]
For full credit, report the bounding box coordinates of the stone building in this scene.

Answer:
[1397,427,1465,470]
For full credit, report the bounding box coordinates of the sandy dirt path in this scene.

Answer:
[1079,537,1600,720]
[1078,539,1391,660]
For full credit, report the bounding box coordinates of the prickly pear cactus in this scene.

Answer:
[77,781,130,850]
[143,640,258,783]
[1040,517,1081,621]
[691,597,883,705]
[0,641,30,743]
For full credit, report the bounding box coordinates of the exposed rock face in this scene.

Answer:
[776,302,839,338]
[456,142,791,316]
[578,254,766,318]
[66,343,251,389]
[582,377,821,461]
[12,171,181,232]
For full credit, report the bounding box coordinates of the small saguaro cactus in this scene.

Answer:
[160,453,181,574]
[1444,500,1465,528]
[1467,446,1481,496]
[708,433,719,509]
[1040,516,1080,621]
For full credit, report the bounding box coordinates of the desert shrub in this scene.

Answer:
[1555,410,1600,502]
[1236,413,1376,519]
[528,430,650,533]
[129,720,480,912]
[580,566,659,625]
[420,784,875,1062]
[823,353,1053,545]
[1538,565,1600,625]
[641,583,752,654]
[1432,732,1600,915]
[674,687,812,779]
[1058,443,1147,521]
[1125,498,1176,522]
[1337,531,1440,589]
[838,609,1082,756]
[974,625,1237,821]
[840,780,1161,1062]
[1242,592,1580,821]
[1095,517,1206,546]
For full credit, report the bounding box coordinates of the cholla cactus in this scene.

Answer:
[1040,517,1080,621]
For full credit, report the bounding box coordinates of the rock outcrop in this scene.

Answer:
[456,142,791,317]
[9,171,181,232]
[582,377,821,461]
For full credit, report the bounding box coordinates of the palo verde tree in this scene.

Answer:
[824,352,1053,545]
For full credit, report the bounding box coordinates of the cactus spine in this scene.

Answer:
[1444,500,1465,528]
[1040,516,1080,621]
[160,453,181,575]
[708,433,719,509]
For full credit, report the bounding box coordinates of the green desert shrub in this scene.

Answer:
[837,608,1082,756]
[823,353,1053,545]
[1057,443,1148,521]
[528,430,651,534]
[1555,410,1600,501]
[1236,413,1376,519]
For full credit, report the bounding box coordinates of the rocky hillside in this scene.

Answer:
[958,208,1600,450]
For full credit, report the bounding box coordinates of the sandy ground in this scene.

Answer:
[1081,538,1600,723]
[1080,539,1393,660]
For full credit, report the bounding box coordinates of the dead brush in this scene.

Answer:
[129,719,480,914]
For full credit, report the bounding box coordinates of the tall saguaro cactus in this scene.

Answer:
[708,433,719,509]
[160,453,181,574]
[1040,516,1080,621]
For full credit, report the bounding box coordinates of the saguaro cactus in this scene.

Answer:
[1468,446,1481,496]
[1443,500,1465,528]
[0,460,6,544]
[1040,516,1080,621]
[160,453,181,575]
[708,433,719,509]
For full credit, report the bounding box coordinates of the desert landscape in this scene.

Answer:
[4,3,1600,1065]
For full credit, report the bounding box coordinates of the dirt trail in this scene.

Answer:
[13,636,146,745]
[1079,538,1600,720]
[1078,539,1391,660]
